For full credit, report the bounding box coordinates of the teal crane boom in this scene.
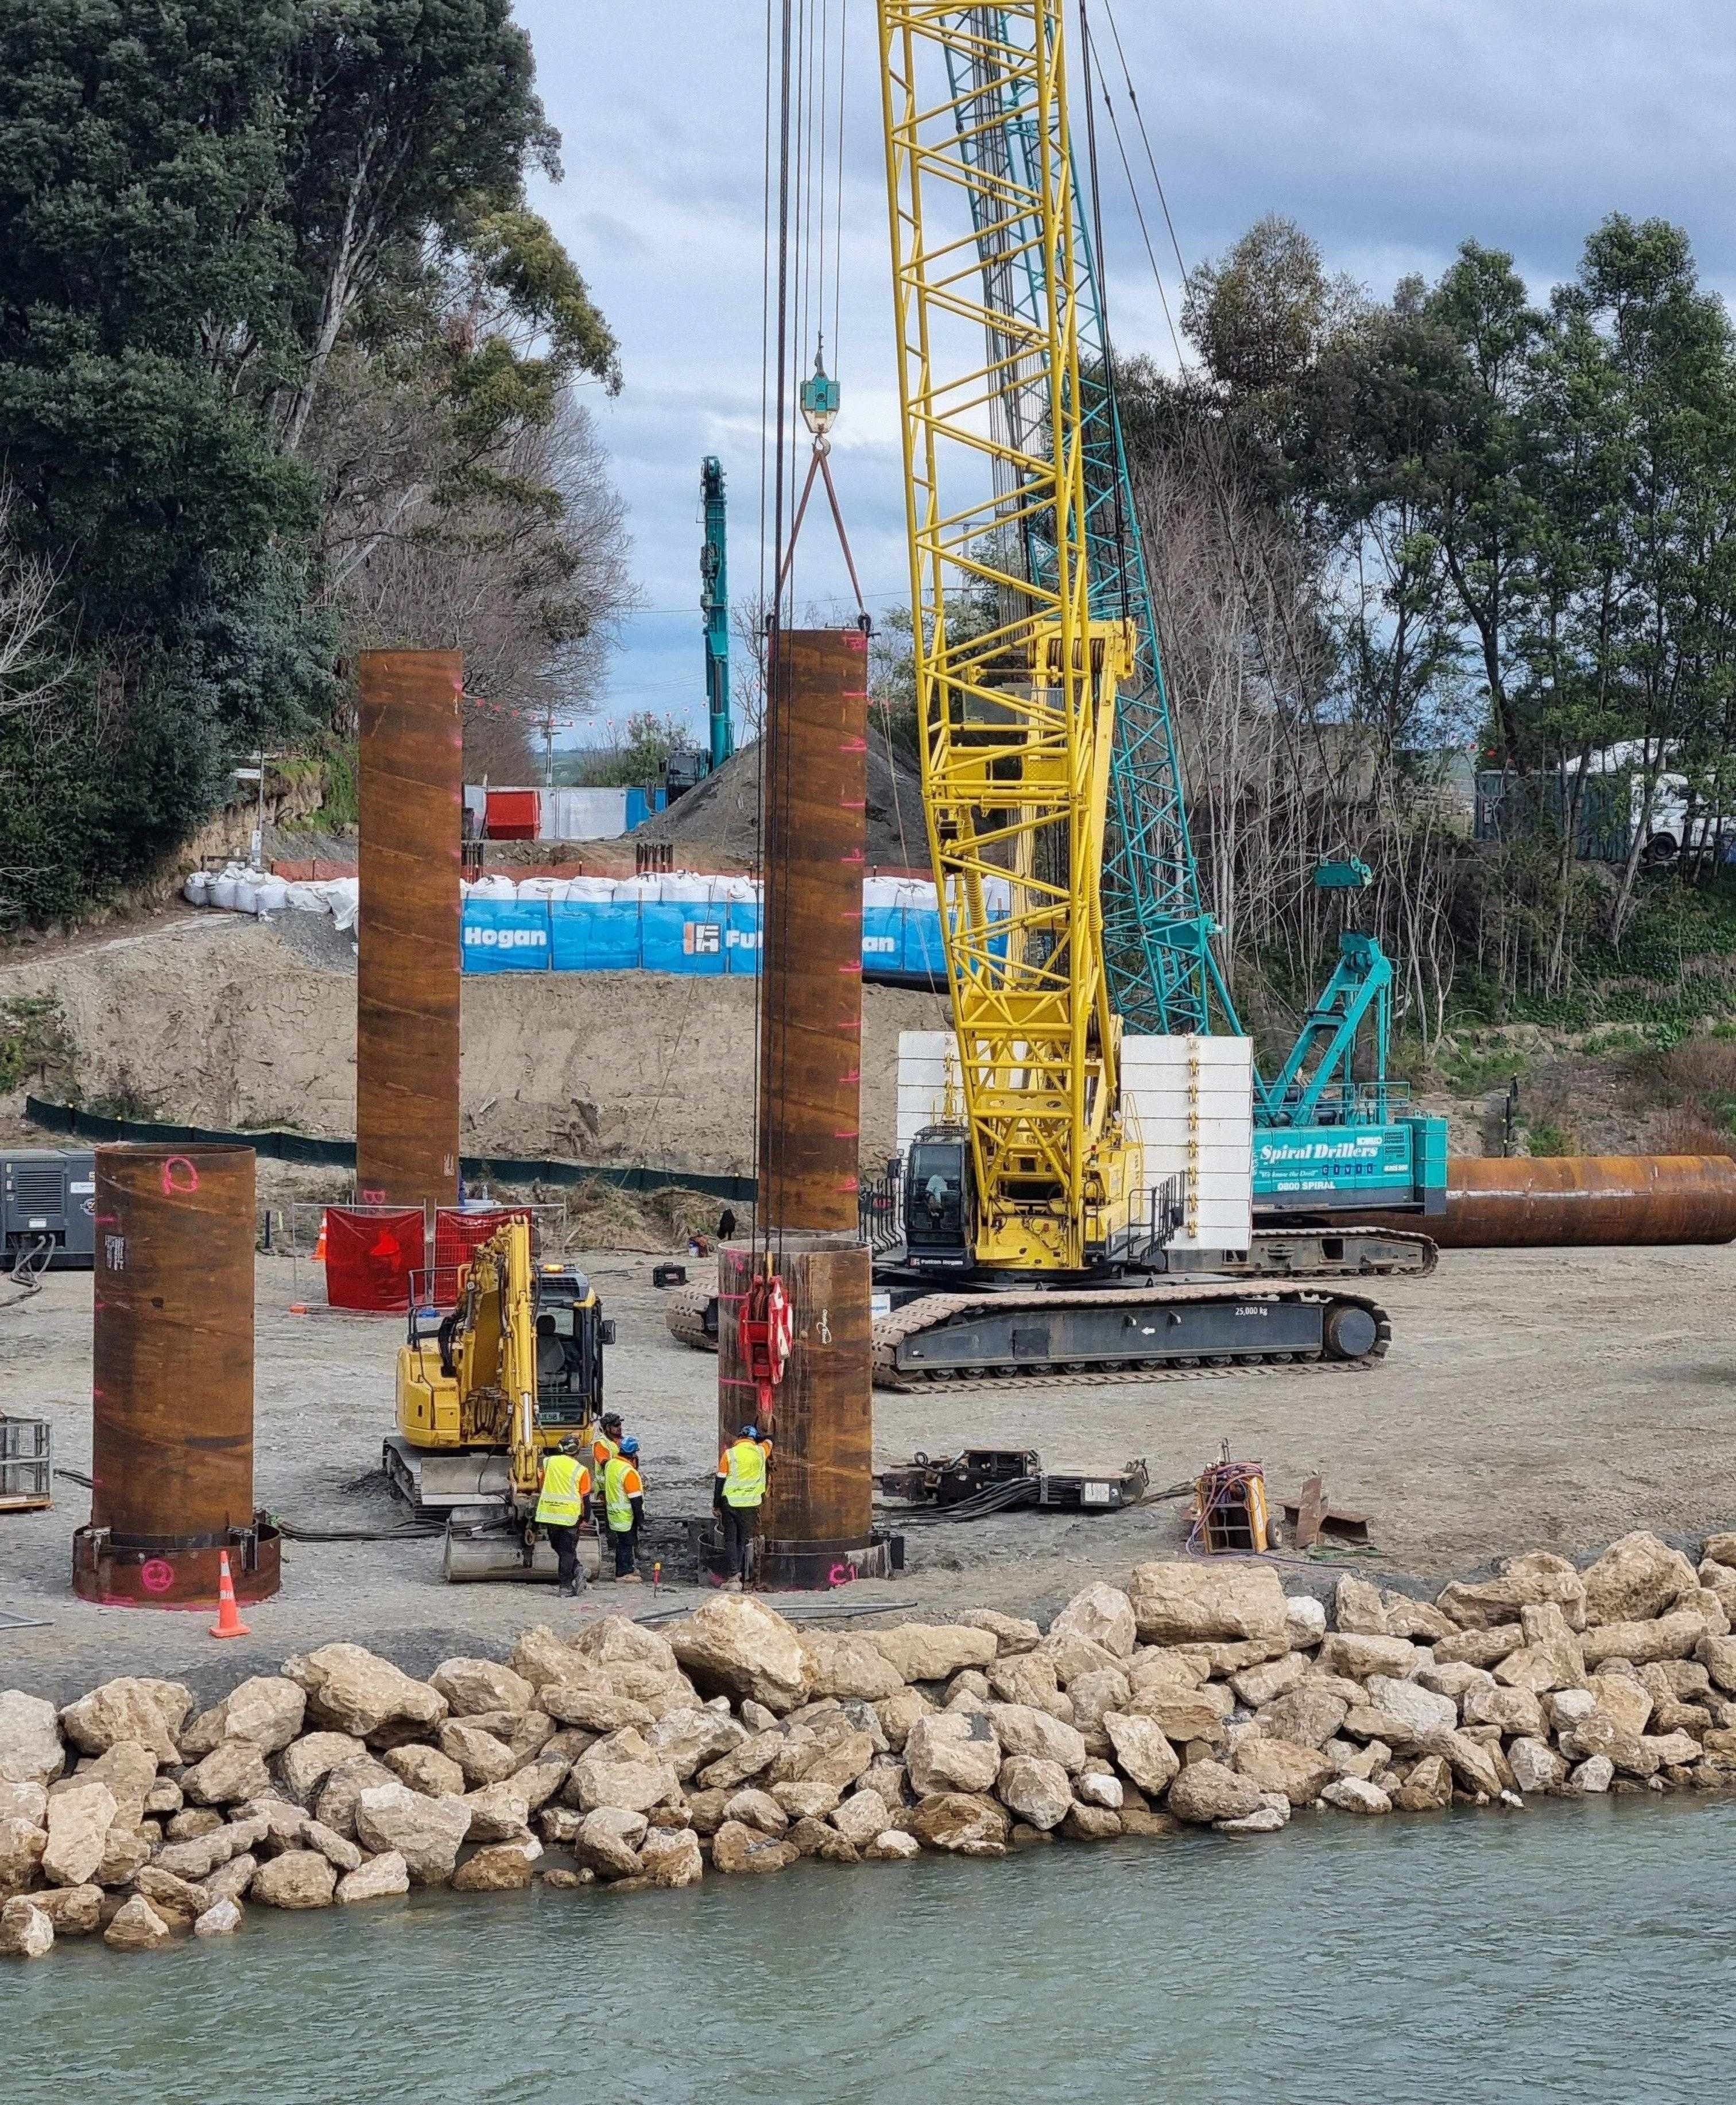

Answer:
[940,10,1443,1223]
[700,456,733,772]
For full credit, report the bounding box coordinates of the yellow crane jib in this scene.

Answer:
[878,1,1142,1272]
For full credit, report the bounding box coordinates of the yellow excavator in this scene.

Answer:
[381,1217,614,1582]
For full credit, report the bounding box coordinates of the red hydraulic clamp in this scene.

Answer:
[738,1270,793,1422]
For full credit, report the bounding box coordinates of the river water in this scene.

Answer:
[8,1796,1733,2104]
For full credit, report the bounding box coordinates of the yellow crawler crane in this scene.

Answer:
[871,2,1390,1384]
[383,1216,613,1579]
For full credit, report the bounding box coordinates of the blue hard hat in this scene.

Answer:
[739,1424,760,1440]
[620,1436,640,1457]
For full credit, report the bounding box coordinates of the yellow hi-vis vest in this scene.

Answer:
[722,1439,768,1508]
[536,1453,587,1526]
[603,1454,642,1531]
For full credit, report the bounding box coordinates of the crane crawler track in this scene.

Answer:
[664,1282,719,1353]
[871,1282,1390,1394]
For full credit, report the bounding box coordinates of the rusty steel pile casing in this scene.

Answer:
[72,1144,280,1607]
[1363,1153,1736,1249]
[716,1234,887,1587]
[355,648,462,1216]
[755,627,870,1232]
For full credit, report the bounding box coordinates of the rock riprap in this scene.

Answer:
[3,1534,1735,1963]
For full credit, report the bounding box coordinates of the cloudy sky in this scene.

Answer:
[515,1,1736,745]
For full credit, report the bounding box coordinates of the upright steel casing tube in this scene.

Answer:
[756,628,870,1229]
[355,648,463,1214]
[73,1143,280,1605]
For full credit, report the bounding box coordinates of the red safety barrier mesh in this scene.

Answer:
[323,1206,427,1313]
[424,1206,534,1308]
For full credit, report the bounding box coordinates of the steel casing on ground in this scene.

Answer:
[1355,1153,1736,1248]
[356,649,462,1213]
[75,1143,280,1605]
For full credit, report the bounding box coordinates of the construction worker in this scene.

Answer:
[603,1435,646,1584]
[536,1435,592,1597]
[714,1423,772,1589]
[594,1410,624,1478]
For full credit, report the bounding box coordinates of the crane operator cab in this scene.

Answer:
[903,1127,971,1267]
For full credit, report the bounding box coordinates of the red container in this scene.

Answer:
[485,788,541,840]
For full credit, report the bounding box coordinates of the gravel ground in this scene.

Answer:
[4,1241,1735,1706]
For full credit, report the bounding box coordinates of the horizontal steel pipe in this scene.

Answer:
[1362,1154,1736,1249]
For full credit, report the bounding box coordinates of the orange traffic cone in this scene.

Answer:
[312,1214,328,1264]
[210,1550,250,1639]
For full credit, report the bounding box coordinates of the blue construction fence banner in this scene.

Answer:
[463,896,986,978]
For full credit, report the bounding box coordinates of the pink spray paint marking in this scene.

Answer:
[160,1156,199,1197]
[140,1559,175,1595]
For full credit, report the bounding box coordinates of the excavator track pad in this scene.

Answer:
[665,1281,719,1353]
[871,1280,1390,1393]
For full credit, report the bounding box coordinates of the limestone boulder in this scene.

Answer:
[573,1616,682,1676]
[1392,1755,1453,1812]
[567,1730,679,1817]
[1257,1686,1349,1750]
[1432,1625,1523,1668]
[830,1789,891,1850]
[42,1780,117,1887]
[208,1853,258,1903]
[1063,1802,1123,1841]
[1285,1595,1328,1649]
[874,1689,933,1754]
[294,1818,359,1874]
[640,1826,704,1888]
[1698,1634,1736,1693]
[1582,1614,1706,1667]
[1362,1675,1456,1743]
[958,1609,1043,1654]
[134,1866,214,1925]
[865,1829,921,1861]
[710,1819,798,1875]
[1316,1634,1419,1683]
[774,1728,877,1793]
[1076,1771,1123,1811]
[150,1819,262,1883]
[0,1895,53,1958]
[909,1791,1010,1856]
[103,1894,171,1951]
[1580,1532,1698,1626]
[66,1746,154,1834]
[1234,1737,1335,1807]
[282,1644,448,1742]
[665,1596,812,1715]
[694,1731,783,1794]
[800,1631,906,1702]
[182,1740,272,1808]
[905,1711,1000,1797]
[1436,1551,1587,1632]
[273,1731,363,1805]
[1165,1760,1261,1826]
[31,1883,102,1936]
[1049,1582,1137,1659]
[437,1721,523,1790]
[0,1693,65,1790]
[0,1779,46,1827]
[996,1755,1072,1831]
[252,1849,336,1909]
[722,1787,788,1836]
[1459,1684,1545,1736]
[1494,1606,1586,1694]
[1642,1729,1702,1769]
[1334,1576,1390,1635]
[59,1680,179,1765]
[233,1794,306,1853]
[313,1755,398,1841]
[337,1851,410,1905]
[1127,1684,1230,1746]
[382,1744,467,1799]
[571,1811,642,1879]
[355,1783,472,1885]
[193,1898,244,1938]
[429,1658,533,1717]
[789,1816,858,1863]
[985,1652,1072,1720]
[186,1677,308,1758]
[1322,1776,1392,1815]
[452,1841,536,1892]
[1382,1595,1459,1642]
[987,1704,1087,1774]
[1699,1559,1736,1619]
[772,1779,840,1822]
[1677,1589,1731,1639]
[870,1623,998,1685]
[1437,1729,1504,1797]
[539,1682,654,1735]
[1231,1655,1307,1709]
[1129,1561,1290,1649]
[1568,1754,1614,1793]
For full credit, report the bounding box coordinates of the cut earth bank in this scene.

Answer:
[4,1534,1736,1961]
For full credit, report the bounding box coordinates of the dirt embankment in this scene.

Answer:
[0,910,947,1175]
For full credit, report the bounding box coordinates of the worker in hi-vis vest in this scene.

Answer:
[714,1423,773,1589]
[594,1410,625,1476]
[603,1435,646,1584]
[536,1437,592,1597]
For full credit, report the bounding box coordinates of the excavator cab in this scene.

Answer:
[530,1265,613,1429]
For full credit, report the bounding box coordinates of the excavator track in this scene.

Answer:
[665,1282,719,1353]
[871,1280,1390,1394]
